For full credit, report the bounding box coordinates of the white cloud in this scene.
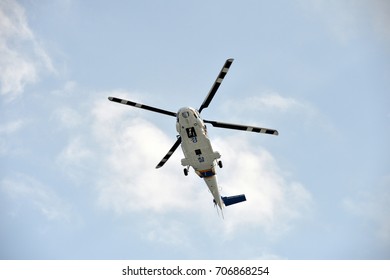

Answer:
[57,137,93,166]
[86,90,312,238]
[220,91,338,139]
[51,80,78,97]
[56,134,96,183]
[0,0,55,99]
[54,106,83,129]
[212,136,313,236]
[94,117,199,213]
[221,91,315,115]
[47,88,312,242]
[144,219,192,247]
[222,92,322,125]
[0,173,72,222]
[0,119,26,155]
[0,119,25,134]
[243,93,304,112]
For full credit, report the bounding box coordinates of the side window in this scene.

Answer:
[186,127,197,138]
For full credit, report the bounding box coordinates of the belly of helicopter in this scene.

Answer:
[178,116,220,174]
[178,117,223,208]
[176,107,221,195]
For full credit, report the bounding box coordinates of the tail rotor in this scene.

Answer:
[213,199,224,219]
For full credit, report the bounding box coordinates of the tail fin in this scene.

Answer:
[222,194,246,206]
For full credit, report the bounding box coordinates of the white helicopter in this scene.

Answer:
[108,58,278,215]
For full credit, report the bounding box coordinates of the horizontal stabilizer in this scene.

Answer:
[222,194,246,206]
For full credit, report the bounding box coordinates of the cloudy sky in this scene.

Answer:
[1,0,389,259]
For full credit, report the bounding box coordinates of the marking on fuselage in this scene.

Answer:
[186,127,197,138]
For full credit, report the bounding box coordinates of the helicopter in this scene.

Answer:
[108,58,278,216]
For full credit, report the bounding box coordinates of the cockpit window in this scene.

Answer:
[181,111,190,118]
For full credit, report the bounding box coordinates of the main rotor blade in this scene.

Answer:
[204,120,279,136]
[155,136,182,169]
[198,58,234,113]
[108,96,177,117]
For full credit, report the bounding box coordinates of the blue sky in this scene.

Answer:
[1,0,389,259]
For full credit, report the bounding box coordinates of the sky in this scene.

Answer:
[0,0,389,260]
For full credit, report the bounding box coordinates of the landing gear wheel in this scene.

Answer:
[218,160,223,168]
[183,168,189,176]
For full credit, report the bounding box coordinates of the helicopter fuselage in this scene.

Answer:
[176,107,223,208]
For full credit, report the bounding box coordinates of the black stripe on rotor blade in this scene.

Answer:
[108,97,177,117]
[199,59,234,113]
[155,136,182,169]
[204,120,279,136]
